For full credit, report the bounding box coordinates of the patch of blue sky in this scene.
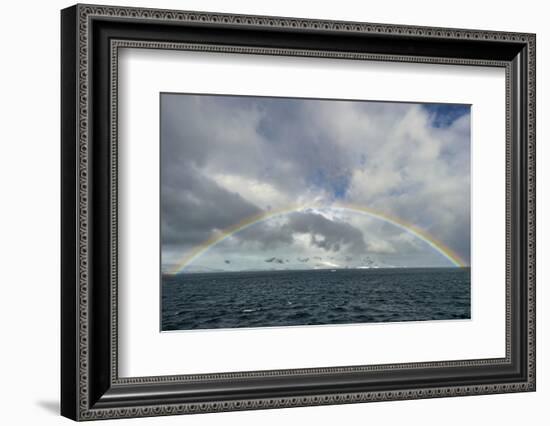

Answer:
[308,168,351,200]
[422,103,470,128]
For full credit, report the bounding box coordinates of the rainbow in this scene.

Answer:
[168,203,466,274]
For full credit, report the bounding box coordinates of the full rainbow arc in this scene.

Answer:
[168,204,466,274]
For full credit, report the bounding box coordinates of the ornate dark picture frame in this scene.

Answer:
[61,4,536,421]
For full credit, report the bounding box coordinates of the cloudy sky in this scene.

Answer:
[160,93,470,273]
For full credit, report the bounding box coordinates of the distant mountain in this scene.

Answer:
[176,265,226,274]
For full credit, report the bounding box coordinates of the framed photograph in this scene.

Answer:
[61,4,536,421]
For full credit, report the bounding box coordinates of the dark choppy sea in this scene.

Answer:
[161,268,470,331]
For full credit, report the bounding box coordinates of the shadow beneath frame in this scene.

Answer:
[36,400,59,416]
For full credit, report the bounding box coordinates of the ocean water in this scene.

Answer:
[161,268,470,331]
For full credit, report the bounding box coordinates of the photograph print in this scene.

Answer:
[161,93,471,331]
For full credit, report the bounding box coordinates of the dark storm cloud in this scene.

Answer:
[161,95,265,251]
[234,221,294,250]
[161,94,356,199]
[161,166,260,249]
[255,98,354,199]
[229,211,367,255]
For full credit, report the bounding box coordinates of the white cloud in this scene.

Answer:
[366,239,397,254]
[209,172,291,209]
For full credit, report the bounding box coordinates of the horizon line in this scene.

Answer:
[163,265,471,276]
